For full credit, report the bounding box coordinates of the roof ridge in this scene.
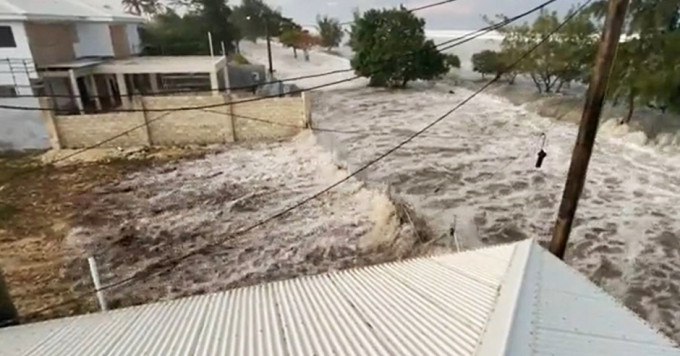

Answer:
[474,238,535,355]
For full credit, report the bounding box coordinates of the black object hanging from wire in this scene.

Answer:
[536,133,547,168]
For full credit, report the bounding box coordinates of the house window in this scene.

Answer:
[0,26,16,48]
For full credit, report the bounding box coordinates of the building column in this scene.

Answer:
[88,75,102,111]
[116,73,129,108]
[68,69,84,114]
[149,73,159,94]
[210,70,219,96]
[105,75,115,106]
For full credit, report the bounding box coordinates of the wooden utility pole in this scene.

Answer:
[550,0,629,259]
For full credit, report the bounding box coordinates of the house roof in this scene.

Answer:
[1,240,677,355]
[0,0,144,23]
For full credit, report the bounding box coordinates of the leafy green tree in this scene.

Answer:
[590,0,680,121]
[445,54,461,69]
[349,7,449,88]
[193,0,239,53]
[279,29,302,58]
[141,10,211,55]
[472,50,501,78]
[495,8,596,93]
[316,15,343,50]
[231,0,297,43]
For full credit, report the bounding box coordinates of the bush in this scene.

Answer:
[471,50,502,78]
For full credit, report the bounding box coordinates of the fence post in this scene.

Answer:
[225,94,236,142]
[38,97,62,149]
[0,267,18,328]
[87,257,107,312]
[302,91,312,128]
[136,95,152,147]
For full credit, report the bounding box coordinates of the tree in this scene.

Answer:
[445,54,461,69]
[316,15,343,50]
[495,8,596,93]
[349,7,449,88]
[298,30,320,61]
[279,29,302,58]
[122,0,163,15]
[231,0,297,43]
[141,10,211,55]
[188,0,239,53]
[471,50,501,78]
[590,0,680,122]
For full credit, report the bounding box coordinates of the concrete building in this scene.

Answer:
[1,239,678,355]
[0,0,144,150]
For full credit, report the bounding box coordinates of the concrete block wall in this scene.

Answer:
[143,96,234,146]
[55,111,148,148]
[48,94,310,149]
[232,97,306,141]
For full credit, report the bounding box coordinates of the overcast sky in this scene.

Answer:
[230,0,582,30]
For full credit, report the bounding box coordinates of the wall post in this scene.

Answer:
[38,97,62,149]
[136,95,152,147]
[302,91,312,128]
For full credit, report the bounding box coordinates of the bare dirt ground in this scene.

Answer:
[0,148,211,321]
[1,134,425,322]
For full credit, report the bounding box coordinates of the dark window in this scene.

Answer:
[0,26,16,48]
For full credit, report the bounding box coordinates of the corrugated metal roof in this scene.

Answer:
[0,0,143,22]
[0,243,515,356]
[478,241,680,356]
[1,240,678,355]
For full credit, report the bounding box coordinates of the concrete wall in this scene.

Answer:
[0,97,50,150]
[143,96,234,146]
[74,22,114,58]
[48,94,310,148]
[0,22,36,96]
[109,24,130,59]
[24,22,77,66]
[55,110,148,149]
[232,97,306,140]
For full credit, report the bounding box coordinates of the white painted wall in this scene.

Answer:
[126,24,142,55]
[0,21,37,96]
[73,22,114,58]
[0,97,49,150]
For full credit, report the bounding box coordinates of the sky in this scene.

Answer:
[231,0,582,30]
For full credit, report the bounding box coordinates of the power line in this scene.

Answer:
[339,0,457,26]
[3,0,592,326]
[0,0,558,112]
[0,0,461,101]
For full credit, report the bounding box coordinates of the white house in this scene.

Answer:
[0,0,145,150]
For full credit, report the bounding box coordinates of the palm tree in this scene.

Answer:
[121,0,163,16]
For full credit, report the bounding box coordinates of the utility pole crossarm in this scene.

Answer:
[550,0,630,259]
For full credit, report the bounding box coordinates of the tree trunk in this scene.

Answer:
[293,48,298,59]
[555,80,565,93]
[530,73,542,93]
[623,91,635,124]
